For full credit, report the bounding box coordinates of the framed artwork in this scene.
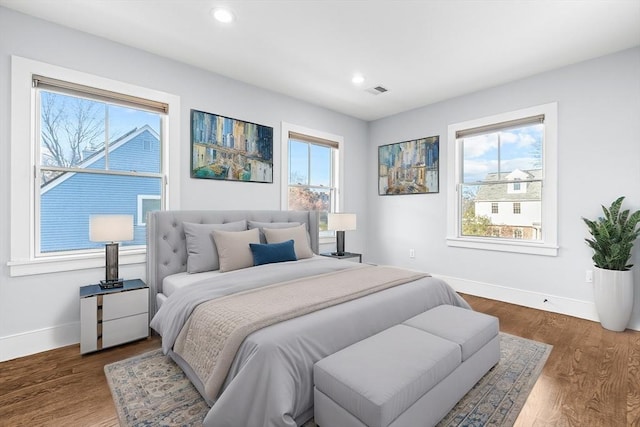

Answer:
[378,135,439,195]
[191,110,273,183]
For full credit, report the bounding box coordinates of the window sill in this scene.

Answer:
[446,237,558,257]
[8,248,146,277]
[319,236,336,245]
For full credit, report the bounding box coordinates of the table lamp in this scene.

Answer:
[327,213,357,256]
[90,214,134,288]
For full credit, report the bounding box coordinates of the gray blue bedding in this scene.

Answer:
[151,256,469,427]
[146,210,469,427]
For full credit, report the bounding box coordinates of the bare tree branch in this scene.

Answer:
[40,92,104,169]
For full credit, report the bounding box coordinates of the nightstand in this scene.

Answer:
[79,279,149,354]
[320,252,362,263]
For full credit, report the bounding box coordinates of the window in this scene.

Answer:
[138,195,162,226]
[9,56,181,276]
[446,103,558,256]
[513,202,521,214]
[287,134,338,234]
[35,78,165,254]
[281,123,343,239]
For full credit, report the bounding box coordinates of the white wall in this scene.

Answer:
[2,6,638,362]
[367,47,640,329]
[0,7,368,361]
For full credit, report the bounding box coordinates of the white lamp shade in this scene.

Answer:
[327,213,357,231]
[89,215,134,242]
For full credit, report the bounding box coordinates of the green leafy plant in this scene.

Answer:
[583,196,640,271]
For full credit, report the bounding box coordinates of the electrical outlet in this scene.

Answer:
[409,249,415,258]
[585,270,593,283]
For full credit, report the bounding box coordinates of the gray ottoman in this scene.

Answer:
[313,305,500,427]
[404,304,500,361]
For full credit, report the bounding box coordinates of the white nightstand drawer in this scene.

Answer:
[102,313,149,348]
[102,288,149,321]
[80,280,149,354]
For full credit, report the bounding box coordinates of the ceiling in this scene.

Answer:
[2,0,639,121]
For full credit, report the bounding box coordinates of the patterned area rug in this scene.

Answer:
[105,333,551,427]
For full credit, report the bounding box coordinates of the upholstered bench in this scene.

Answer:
[313,305,500,427]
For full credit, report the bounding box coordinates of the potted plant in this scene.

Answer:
[583,196,640,331]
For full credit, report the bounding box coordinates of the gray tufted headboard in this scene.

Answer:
[146,210,319,315]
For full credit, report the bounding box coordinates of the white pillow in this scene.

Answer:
[263,224,314,259]
[211,228,260,272]
[183,220,247,273]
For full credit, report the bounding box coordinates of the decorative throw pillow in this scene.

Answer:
[263,224,314,259]
[183,220,247,273]
[211,228,260,272]
[248,221,301,243]
[249,240,297,266]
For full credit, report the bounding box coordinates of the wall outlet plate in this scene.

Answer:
[585,270,593,283]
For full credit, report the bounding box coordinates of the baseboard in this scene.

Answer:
[0,322,79,362]
[434,274,640,331]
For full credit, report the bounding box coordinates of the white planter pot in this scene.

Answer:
[593,266,634,332]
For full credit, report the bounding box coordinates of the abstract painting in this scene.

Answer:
[191,110,273,183]
[378,135,439,195]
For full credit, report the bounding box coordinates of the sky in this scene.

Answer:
[40,91,161,164]
[288,139,331,186]
[109,104,160,138]
[462,124,543,183]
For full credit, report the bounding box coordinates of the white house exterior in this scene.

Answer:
[475,169,542,240]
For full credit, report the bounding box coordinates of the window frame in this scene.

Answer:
[34,87,164,255]
[446,102,558,256]
[9,56,181,276]
[280,122,344,244]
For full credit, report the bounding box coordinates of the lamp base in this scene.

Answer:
[99,279,124,289]
[335,230,346,257]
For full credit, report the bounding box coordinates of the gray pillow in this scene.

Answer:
[211,228,261,272]
[183,220,247,273]
[263,224,314,259]
[248,221,301,243]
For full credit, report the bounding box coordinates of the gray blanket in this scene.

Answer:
[151,257,470,427]
[174,265,427,401]
[151,257,358,353]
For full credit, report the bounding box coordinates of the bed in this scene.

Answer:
[146,210,470,427]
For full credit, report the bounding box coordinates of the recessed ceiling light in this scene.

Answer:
[352,74,365,85]
[212,7,235,23]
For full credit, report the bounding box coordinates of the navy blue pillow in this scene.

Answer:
[249,239,297,266]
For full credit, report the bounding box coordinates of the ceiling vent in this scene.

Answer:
[365,85,389,95]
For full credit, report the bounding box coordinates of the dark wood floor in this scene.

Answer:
[0,295,638,427]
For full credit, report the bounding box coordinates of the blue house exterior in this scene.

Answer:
[40,126,161,253]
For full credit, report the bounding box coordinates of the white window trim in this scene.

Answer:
[137,194,161,226]
[9,56,181,276]
[280,122,344,244]
[446,102,558,256]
